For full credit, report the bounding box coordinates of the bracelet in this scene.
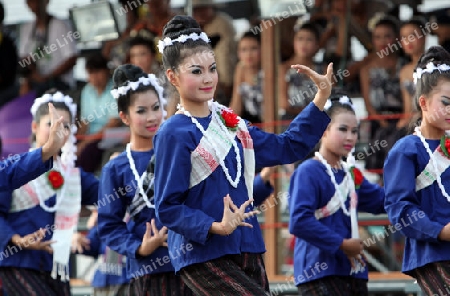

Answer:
[220,223,230,236]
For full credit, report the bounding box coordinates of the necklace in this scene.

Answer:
[177,101,242,188]
[34,158,69,212]
[126,143,154,208]
[414,127,450,202]
[315,152,351,216]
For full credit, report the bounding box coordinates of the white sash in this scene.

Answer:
[315,174,351,219]
[416,148,450,192]
[190,119,255,200]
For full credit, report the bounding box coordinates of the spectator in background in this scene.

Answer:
[278,22,323,122]
[398,17,427,130]
[192,0,237,106]
[128,35,157,75]
[0,1,18,109]
[76,53,122,173]
[229,31,263,124]
[429,8,450,53]
[18,0,78,98]
[360,15,406,172]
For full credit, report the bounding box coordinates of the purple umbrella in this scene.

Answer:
[0,92,36,159]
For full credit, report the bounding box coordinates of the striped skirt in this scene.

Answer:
[0,267,70,296]
[180,253,270,296]
[126,271,193,296]
[297,275,368,296]
[411,260,450,296]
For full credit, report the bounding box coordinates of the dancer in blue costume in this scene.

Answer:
[0,102,66,191]
[289,94,385,295]
[153,15,334,295]
[0,91,99,296]
[384,45,450,295]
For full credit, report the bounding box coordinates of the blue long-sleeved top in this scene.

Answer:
[154,102,330,272]
[289,159,385,285]
[0,168,98,271]
[384,135,450,275]
[0,147,52,192]
[80,227,129,287]
[97,149,174,279]
[97,149,275,279]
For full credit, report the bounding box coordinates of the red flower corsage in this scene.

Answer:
[439,135,450,158]
[47,170,64,189]
[218,109,239,131]
[350,167,364,189]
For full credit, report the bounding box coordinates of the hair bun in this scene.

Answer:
[162,15,202,40]
[112,64,146,88]
[416,45,450,69]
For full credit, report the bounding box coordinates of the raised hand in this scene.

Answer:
[290,62,334,111]
[11,228,55,254]
[137,219,168,257]
[42,103,67,161]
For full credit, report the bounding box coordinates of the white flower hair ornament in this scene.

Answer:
[110,74,168,119]
[324,96,355,111]
[157,32,210,54]
[413,62,450,85]
[30,91,78,168]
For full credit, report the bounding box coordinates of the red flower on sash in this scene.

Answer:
[440,135,450,158]
[218,109,239,131]
[48,170,64,189]
[350,167,363,189]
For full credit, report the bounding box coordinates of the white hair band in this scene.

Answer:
[157,32,210,54]
[413,62,450,85]
[324,96,354,111]
[31,91,77,124]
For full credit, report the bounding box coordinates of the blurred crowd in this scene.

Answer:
[0,0,449,175]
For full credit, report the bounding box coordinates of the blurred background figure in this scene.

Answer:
[0,1,18,109]
[192,0,237,106]
[428,8,450,53]
[18,0,78,98]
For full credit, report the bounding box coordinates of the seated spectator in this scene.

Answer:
[0,2,18,108]
[193,0,237,106]
[398,17,427,129]
[76,53,122,173]
[360,15,407,171]
[18,0,78,98]
[429,8,450,53]
[278,21,323,122]
[229,31,263,124]
[128,35,157,75]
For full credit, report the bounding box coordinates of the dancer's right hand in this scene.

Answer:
[42,103,67,161]
[210,194,260,236]
[137,219,168,256]
[11,228,55,254]
[340,238,363,257]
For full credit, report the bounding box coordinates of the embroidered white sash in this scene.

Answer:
[190,119,255,200]
[315,174,352,219]
[10,166,81,281]
[416,148,450,192]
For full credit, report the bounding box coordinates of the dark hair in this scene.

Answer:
[325,92,356,120]
[85,53,109,71]
[240,31,261,44]
[409,45,450,131]
[161,15,212,71]
[295,22,320,41]
[129,36,156,55]
[400,16,426,31]
[373,17,399,36]
[31,89,73,144]
[0,2,4,24]
[33,89,73,123]
[112,64,160,113]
